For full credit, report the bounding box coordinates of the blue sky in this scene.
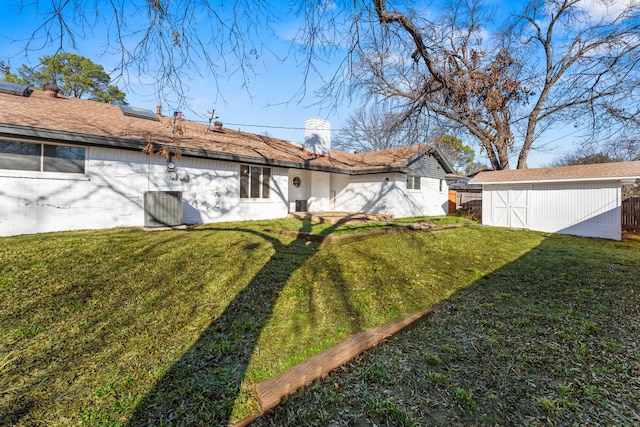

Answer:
[0,0,589,168]
[0,1,346,145]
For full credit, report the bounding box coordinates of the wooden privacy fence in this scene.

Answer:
[456,198,482,220]
[622,197,640,230]
[449,190,483,219]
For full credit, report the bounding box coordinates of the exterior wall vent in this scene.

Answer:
[144,191,183,227]
[295,199,308,212]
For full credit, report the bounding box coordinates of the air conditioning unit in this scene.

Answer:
[144,191,183,227]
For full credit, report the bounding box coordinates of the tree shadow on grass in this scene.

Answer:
[250,233,640,426]
[127,220,342,426]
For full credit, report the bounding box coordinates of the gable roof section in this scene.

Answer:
[0,89,453,175]
[469,161,640,185]
[332,144,454,175]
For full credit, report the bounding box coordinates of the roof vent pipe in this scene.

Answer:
[43,83,59,98]
[156,105,162,116]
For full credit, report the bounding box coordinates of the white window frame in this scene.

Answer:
[0,138,87,176]
[240,165,271,199]
[406,175,421,190]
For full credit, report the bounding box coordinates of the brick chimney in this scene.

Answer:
[304,118,331,157]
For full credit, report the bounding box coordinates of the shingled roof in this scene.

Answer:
[0,89,453,175]
[469,161,640,184]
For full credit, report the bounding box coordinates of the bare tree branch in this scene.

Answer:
[7,0,640,169]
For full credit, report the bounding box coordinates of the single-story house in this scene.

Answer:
[0,83,454,236]
[469,162,640,240]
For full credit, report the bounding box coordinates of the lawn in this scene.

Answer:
[1,218,638,426]
[255,228,640,426]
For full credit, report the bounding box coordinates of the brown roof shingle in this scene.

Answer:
[0,90,436,174]
[469,161,640,184]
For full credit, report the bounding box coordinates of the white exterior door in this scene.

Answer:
[492,186,529,229]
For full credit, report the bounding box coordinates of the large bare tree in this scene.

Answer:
[334,99,437,152]
[6,0,640,169]
[600,101,640,160]
[367,0,640,169]
[334,101,478,173]
[8,1,303,104]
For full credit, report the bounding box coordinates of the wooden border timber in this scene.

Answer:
[265,222,471,246]
[232,308,433,426]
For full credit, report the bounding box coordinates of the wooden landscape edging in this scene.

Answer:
[324,222,470,245]
[265,221,471,246]
[232,308,433,427]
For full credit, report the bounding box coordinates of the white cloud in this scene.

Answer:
[578,0,639,20]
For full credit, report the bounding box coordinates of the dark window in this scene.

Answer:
[240,165,271,199]
[240,165,250,198]
[0,140,40,171]
[407,175,421,190]
[262,167,271,198]
[44,145,86,173]
[250,166,261,198]
[0,140,85,173]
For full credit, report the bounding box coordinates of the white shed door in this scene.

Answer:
[492,186,529,228]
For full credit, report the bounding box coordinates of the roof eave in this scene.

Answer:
[0,123,438,176]
[350,166,409,175]
[472,176,640,185]
[0,123,394,175]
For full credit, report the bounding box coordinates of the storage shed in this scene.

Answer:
[469,161,640,240]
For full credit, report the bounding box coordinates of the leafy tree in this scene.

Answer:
[7,53,127,105]
[434,136,476,175]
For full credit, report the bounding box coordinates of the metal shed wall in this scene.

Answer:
[482,181,621,240]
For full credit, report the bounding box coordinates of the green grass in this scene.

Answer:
[253,226,640,427]
[1,217,638,426]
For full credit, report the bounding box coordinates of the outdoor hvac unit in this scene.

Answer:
[144,191,183,227]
